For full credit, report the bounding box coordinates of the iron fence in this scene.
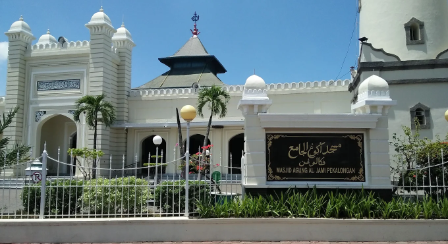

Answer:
[0,145,243,219]
[392,149,447,201]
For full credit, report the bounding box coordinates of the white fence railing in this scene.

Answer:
[392,150,448,201]
[0,145,242,219]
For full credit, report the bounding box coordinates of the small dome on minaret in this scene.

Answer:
[112,23,133,41]
[245,75,266,89]
[87,6,113,27]
[36,29,57,45]
[8,16,33,36]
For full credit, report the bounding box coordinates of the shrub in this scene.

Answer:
[21,177,151,216]
[196,189,448,219]
[22,179,83,215]
[154,180,211,213]
[79,177,151,215]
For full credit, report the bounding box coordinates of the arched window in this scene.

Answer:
[404,18,424,45]
[228,133,244,174]
[410,103,430,129]
[415,108,425,125]
[409,24,420,41]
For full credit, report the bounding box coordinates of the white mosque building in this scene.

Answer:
[2,0,448,188]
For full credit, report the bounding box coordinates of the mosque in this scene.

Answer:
[2,0,448,189]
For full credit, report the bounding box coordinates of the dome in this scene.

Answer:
[245,75,266,89]
[36,29,57,45]
[112,23,133,41]
[358,75,389,94]
[8,16,33,36]
[88,7,112,26]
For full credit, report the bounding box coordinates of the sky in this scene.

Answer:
[0,0,360,95]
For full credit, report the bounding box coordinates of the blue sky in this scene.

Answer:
[0,0,359,95]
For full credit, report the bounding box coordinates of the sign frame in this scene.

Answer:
[266,132,366,182]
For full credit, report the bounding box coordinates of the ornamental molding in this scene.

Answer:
[357,90,390,102]
[258,113,381,129]
[35,111,46,122]
[37,79,80,91]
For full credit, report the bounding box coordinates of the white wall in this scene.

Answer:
[360,0,448,60]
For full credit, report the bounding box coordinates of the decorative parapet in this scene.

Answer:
[242,88,268,98]
[31,40,90,51]
[357,90,390,101]
[129,79,349,98]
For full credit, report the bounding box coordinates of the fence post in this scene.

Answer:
[428,154,432,195]
[185,121,191,217]
[39,143,48,219]
[241,153,245,199]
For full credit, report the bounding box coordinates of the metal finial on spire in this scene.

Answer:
[100,6,104,12]
[47,29,50,34]
[190,11,200,36]
[19,15,23,21]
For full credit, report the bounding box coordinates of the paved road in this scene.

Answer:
[8,242,448,244]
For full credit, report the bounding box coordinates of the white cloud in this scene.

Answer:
[0,42,8,61]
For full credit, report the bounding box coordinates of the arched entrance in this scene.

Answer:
[228,133,244,174]
[38,115,77,176]
[141,135,167,166]
[186,134,211,155]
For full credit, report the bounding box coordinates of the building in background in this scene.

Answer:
[2,0,448,181]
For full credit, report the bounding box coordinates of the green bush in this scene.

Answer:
[196,189,448,219]
[154,180,211,213]
[21,177,151,216]
[79,177,152,215]
[22,179,83,215]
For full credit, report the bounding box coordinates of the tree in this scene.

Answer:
[197,85,230,181]
[0,107,31,171]
[73,94,115,179]
[390,120,448,197]
[67,148,104,180]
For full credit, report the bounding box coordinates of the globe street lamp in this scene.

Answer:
[153,135,162,183]
[180,105,196,217]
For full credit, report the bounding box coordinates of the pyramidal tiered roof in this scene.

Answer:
[137,23,227,89]
[172,36,209,56]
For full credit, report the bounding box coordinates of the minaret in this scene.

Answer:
[359,0,448,61]
[110,23,135,167]
[112,23,135,123]
[85,7,117,157]
[4,16,35,144]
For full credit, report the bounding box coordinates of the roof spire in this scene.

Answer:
[190,11,200,36]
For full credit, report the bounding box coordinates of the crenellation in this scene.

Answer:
[129,79,350,98]
[31,40,89,51]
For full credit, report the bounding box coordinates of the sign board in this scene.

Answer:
[31,171,42,183]
[266,133,365,182]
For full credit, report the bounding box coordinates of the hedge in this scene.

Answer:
[21,177,152,216]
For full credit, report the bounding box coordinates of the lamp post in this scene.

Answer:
[180,105,197,217]
[153,135,162,183]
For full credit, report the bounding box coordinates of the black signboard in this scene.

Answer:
[266,133,365,182]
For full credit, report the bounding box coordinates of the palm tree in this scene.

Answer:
[73,94,115,179]
[0,107,31,171]
[197,85,230,161]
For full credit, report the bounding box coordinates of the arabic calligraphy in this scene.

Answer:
[288,142,341,167]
